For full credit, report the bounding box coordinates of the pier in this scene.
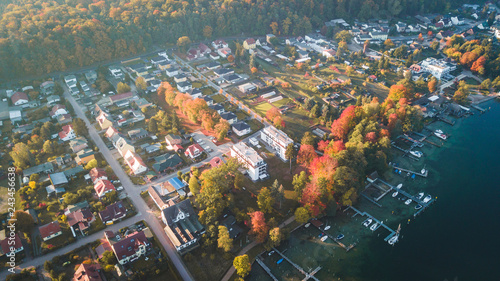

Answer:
[438,115,455,125]
[345,206,397,242]
[255,257,279,281]
[311,223,357,252]
[272,248,321,281]
[390,163,428,178]
[471,105,486,113]
[391,141,421,161]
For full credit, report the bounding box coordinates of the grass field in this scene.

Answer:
[272,97,291,107]
[253,102,274,116]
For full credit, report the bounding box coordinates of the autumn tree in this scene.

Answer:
[270,22,279,35]
[384,39,395,49]
[203,26,213,39]
[297,144,317,165]
[418,33,423,42]
[217,226,233,252]
[177,36,191,52]
[227,55,235,63]
[12,211,35,234]
[251,67,258,74]
[116,82,131,94]
[135,76,147,91]
[189,176,200,194]
[10,143,34,169]
[295,207,310,223]
[331,105,356,140]
[363,40,370,54]
[388,84,410,101]
[148,118,158,133]
[335,30,352,42]
[233,255,251,278]
[84,159,98,170]
[480,78,492,90]
[257,187,275,214]
[214,120,230,141]
[249,211,269,242]
[267,227,283,249]
[72,118,88,136]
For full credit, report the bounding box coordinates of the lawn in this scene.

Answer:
[253,102,273,117]
[235,110,249,121]
[211,94,226,103]
[201,87,215,96]
[271,97,291,108]
[282,107,315,141]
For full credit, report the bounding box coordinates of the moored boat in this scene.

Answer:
[423,195,432,203]
[363,218,373,227]
[405,199,412,205]
[370,223,379,231]
[321,235,328,242]
[336,234,344,240]
[410,150,423,158]
[415,204,423,210]
[392,191,399,197]
[305,223,310,228]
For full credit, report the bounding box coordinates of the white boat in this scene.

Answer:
[417,192,424,200]
[363,218,373,227]
[321,236,328,242]
[388,235,399,245]
[435,129,443,134]
[392,191,399,197]
[370,223,379,231]
[410,151,423,158]
[421,168,427,174]
[324,225,331,231]
[415,204,423,210]
[423,195,432,203]
[396,183,403,189]
[304,223,310,228]
[434,132,447,140]
[405,199,412,205]
[336,234,344,240]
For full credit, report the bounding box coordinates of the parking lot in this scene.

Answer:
[190,130,217,155]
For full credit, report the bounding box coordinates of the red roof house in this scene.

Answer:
[184,144,204,159]
[0,232,23,255]
[11,92,29,105]
[39,221,62,241]
[73,263,103,281]
[109,92,133,104]
[108,231,150,265]
[59,124,76,141]
[89,168,107,184]
[98,201,127,225]
[67,207,95,234]
[209,157,224,168]
[94,179,116,198]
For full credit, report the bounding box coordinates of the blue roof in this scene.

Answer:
[168,177,186,190]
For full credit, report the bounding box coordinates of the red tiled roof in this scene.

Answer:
[11,92,28,104]
[73,263,103,281]
[214,39,227,46]
[59,124,74,139]
[245,38,256,44]
[209,157,223,168]
[199,43,210,52]
[104,127,119,138]
[184,144,203,158]
[39,221,61,239]
[98,201,127,223]
[172,144,183,152]
[67,207,94,230]
[89,168,107,184]
[94,179,116,197]
[111,231,149,262]
[109,92,133,102]
[50,104,66,117]
[0,233,22,254]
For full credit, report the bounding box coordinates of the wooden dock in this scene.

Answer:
[377,179,436,217]
[273,248,320,281]
[390,163,428,178]
[471,105,486,113]
[255,258,279,281]
[424,139,442,147]
[311,224,357,252]
[361,193,383,207]
[346,206,397,242]
[438,115,456,125]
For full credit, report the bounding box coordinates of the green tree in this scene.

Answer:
[135,76,147,91]
[148,118,158,133]
[257,187,275,214]
[189,176,200,194]
[116,82,131,94]
[293,171,308,199]
[217,225,233,252]
[285,143,296,174]
[72,118,88,136]
[203,26,213,39]
[335,30,353,43]
[177,36,192,52]
[84,159,98,170]
[480,78,492,90]
[233,255,251,278]
[10,143,34,169]
[295,207,310,224]
[267,227,283,249]
[12,210,35,234]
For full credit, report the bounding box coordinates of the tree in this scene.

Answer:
[249,211,269,242]
[148,118,158,133]
[135,77,147,91]
[388,84,410,101]
[72,118,88,136]
[285,143,296,174]
[270,22,279,35]
[418,33,423,42]
[217,226,233,252]
[233,255,251,278]
[293,171,309,199]
[203,26,213,39]
[363,40,370,54]
[298,145,317,165]
[301,131,315,145]
[257,187,275,214]
[214,120,230,141]
[101,251,117,266]
[251,67,258,74]
[116,82,131,94]
[10,143,34,169]
[430,41,439,51]
[188,176,200,194]
[177,36,192,52]
[428,78,437,93]
[12,211,34,234]
[227,55,235,63]
[480,78,492,90]
[335,30,352,42]
[267,227,283,248]
[84,159,98,170]
[295,207,310,223]
[384,39,394,49]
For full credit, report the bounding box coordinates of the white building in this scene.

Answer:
[230,142,268,181]
[260,126,293,161]
[420,58,456,80]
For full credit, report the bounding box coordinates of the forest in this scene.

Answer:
[0,0,472,79]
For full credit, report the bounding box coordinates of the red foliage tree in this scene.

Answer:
[471,56,486,73]
[365,132,377,143]
[387,84,409,101]
[300,183,325,217]
[249,211,269,243]
[266,107,280,121]
[309,155,338,181]
[330,105,356,140]
[459,51,478,68]
[297,144,318,165]
[317,140,330,152]
[387,113,398,131]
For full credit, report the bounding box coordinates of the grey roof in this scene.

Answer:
[220,112,237,121]
[161,200,203,231]
[49,172,69,185]
[153,153,183,172]
[177,81,192,87]
[23,162,54,177]
[232,121,250,131]
[63,166,85,177]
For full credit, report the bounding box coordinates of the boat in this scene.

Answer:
[434,132,447,140]
[421,168,427,174]
[392,191,399,197]
[370,223,379,231]
[417,192,424,200]
[363,218,373,227]
[396,183,403,189]
[405,199,412,205]
[423,195,432,203]
[336,234,344,240]
[388,224,401,246]
[435,129,443,134]
[304,223,310,228]
[277,258,284,264]
[415,204,423,210]
[324,226,331,231]
[321,236,328,242]
[410,151,423,158]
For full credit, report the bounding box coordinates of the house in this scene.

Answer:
[46,95,61,106]
[214,68,234,77]
[297,50,309,59]
[451,16,464,26]
[89,168,107,184]
[75,149,96,165]
[0,230,23,256]
[59,124,76,141]
[115,137,135,157]
[99,200,127,225]
[64,75,77,85]
[266,34,276,44]
[199,43,211,55]
[396,22,407,32]
[94,179,116,198]
[223,74,242,84]
[209,52,220,60]
[40,81,55,95]
[212,39,229,49]
[69,137,88,153]
[153,153,183,174]
[39,221,62,241]
[243,38,257,50]
[230,142,268,181]
[22,162,54,178]
[127,128,148,141]
[177,81,192,92]
[67,207,95,236]
[9,108,22,124]
[161,200,204,253]
[420,58,456,79]
[124,150,147,175]
[73,263,103,281]
[63,166,85,179]
[322,49,336,58]
[209,104,225,114]
[438,18,452,28]
[203,96,214,106]
[217,47,232,58]
[220,112,238,124]
[232,121,251,136]
[49,104,67,119]
[174,73,188,83]
[369,31,388,40]
[55,154,72,167]
[96,111,114,130]
[148,186,174,210]
[106,230,151,265]
[188,88,203,99]
[57,114,73,125]
[165,134,183,149]
[150,56,168,66]
[205,61,221,70]
[260,126,294,161]
[184,144,204,159]
[238,83,257,93]
[11,92,28,106]
[84,70,98,84]
[209,156,224,168]
[368,75,378,81]
[166,67,180,77]
[109,92,134,105]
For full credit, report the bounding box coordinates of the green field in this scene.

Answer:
[253,102,273,116]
